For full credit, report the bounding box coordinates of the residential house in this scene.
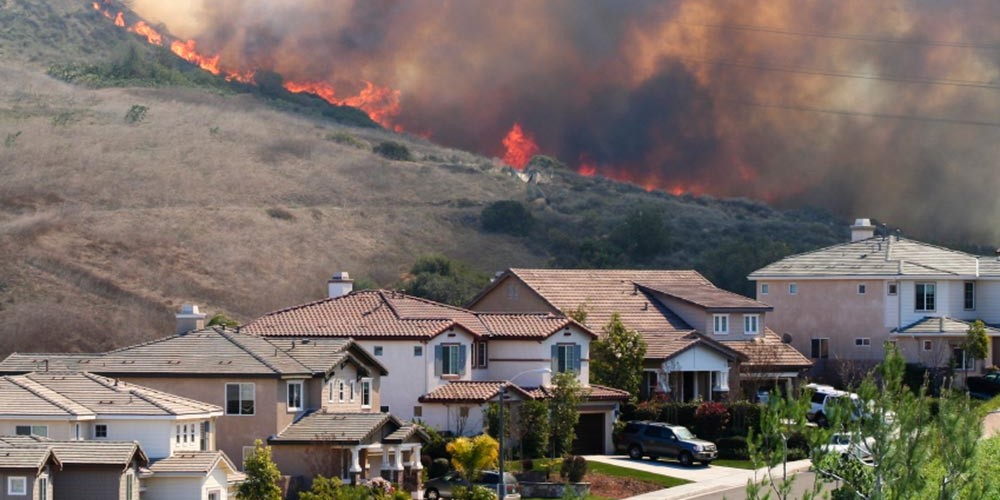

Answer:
[0,442,58,500]
[0,326,424,490]
[0,371,239,499]
[240,279,628,454]
[467,269,811,400]
[0,436,147,500]
[749,218,1000,383]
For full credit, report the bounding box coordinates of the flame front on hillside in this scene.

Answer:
[501,123,539,170]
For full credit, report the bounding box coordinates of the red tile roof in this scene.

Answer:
[242,290,594,340]
[419,381,536,404]
[725,329,812,369]
[525,384,630,402]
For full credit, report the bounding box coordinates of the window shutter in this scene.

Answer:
[551,345,559,373]
[458,344,468,375]
[573,344,582,372]
[434,345,443,376]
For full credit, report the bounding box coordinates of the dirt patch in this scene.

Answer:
[587,472,664,499]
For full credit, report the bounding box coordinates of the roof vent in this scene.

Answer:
[850,218,875,242]
[327,272,354,299]
[175,304,206,335]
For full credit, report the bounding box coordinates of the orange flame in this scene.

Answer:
[283,80,401,130]
[91,2,100,10]
[170,39,222,76]
[501,123,539,169]
[128,21,162,46]
[113,11,124,27]
[573,157,706,197]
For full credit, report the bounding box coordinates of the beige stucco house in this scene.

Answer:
[467,269,811,400]
[749,218,1000,385]
[0,442,58,500]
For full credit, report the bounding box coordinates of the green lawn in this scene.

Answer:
[586,461,690,489]
[710,459,757,469]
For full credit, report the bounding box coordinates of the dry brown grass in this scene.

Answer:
[0,62,546,355]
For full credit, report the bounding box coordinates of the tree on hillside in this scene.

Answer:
[548,371,583,457]
[481,200,535,236]
[609,207,669,263]
[238,440,282,500]
[697,237,794,297]
[965,320,989,374]
[401,255,491,306]
[590,313,646,402]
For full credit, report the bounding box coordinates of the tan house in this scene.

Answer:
[749,218,1000,384]
[0,436,147,500]
[0,326,425,492]
[467,269,811,400]
[0,442,59,500]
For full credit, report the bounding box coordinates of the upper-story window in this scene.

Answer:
[743,315,759,335]
[888,283,898,296]
[472,342,488,369]
[338,380,346,402]
[552,343,581,373]
[789,283,798,295]
[360,378,372,408]
[964,282,976,310]
[7,477,26,496]
[349,380,355,402]
[373,346,384,356]
[915,282,936,312]
[760,283,769,295]
[810,338,829,359]
[287,381,303,412]
[226,383,255,415]
[414,345,423,356]
[95,424,108,438]
[857,284,867,295]
[436,344,466,376]
[713,314,729,335]
[15,425,47,437]
[506,283,519,300]
[174,423,199,449]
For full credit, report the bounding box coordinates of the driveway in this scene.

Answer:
[585,455,812,500]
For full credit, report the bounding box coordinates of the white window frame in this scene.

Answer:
[964,281,976,311]
[713,314,729,335]
[811,338,829,359]
[915,282,936,312]
[339,380,346,403]
[242,446,256,465]
[360,378,372,409]
[554,343,579,373]
[923,340,934,352]
[125,472,134,500]
[743,314,759,335]
[15,425,47,437]
[855,337,871,347]
[95,424,108,438]
[225,382,255,416]
[7,477,26,496]
[441,344,462,376]
[789,283,798,295]
[953,347,970,371]
[473,341,488,369]
[414,345,423,356]
[857,284,867,295]
[38,476,48,499]
[760,283,769,295]
[373,346,384,356]
[287,381,304,412]
[887,282,898,296]
[349,380,356,402]
[413,405,422,418]
[208,491,220,500]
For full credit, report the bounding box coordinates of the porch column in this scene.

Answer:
[693,372,699,401]
[411,444,423,469]
[349,446,363,484]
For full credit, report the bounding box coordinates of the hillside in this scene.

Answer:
[0,0,844,355]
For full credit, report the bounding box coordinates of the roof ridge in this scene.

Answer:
[223,329,314,374]
[216,329,283,375]
[81,373,177,415]
[84,372,217,414]
[246,291,387,327]
[6,375,91,417]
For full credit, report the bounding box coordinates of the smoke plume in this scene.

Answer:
[131,0,1000,241]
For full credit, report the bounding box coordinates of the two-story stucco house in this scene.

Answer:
[0,442,58,500]
[749,219,1000,384]
[467,269,811,400]
[0,326,425,492]
[0,371,240,499]
[240,281,628,454]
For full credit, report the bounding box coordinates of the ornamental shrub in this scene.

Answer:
[560,455,588,483]
[693,401,730,441]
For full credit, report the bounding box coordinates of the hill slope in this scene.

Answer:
[0,0,844,354]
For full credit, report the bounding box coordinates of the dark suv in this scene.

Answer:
[621,421,718,466]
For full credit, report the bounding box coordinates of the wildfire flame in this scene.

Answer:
[113,11,124,27]
[282,80,401,130]
[575,158,705,197]
[128,21,162,46]
[501,123,539,170]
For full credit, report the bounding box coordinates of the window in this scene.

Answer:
[15,425,47,437]
[7,477,26,496]
[414,345,423,356]
[226,383,255,415]
[360,378,372,408]
[713,314,729,335]
[188,424,196,443]
[287,381,303,411]
[437,344,465,376]
[915,282,936,311]
[242,446,256,464]
[888,283,898,296]
[923,340,933,352]
[553,343,581,373]
[459,407,470,418]
[965,282,976,310]
[760,283,769,295]
[126,473,134,500]
[810,338,829,359]
[38,477,48,499]
[201,422,210,451]
[349,380,355,402]
[208,492,220,500]
[413,406,422,417]
[789,283,798,295]
[75,423,80,440]
[506,283,519,300]
[855,338,871,347]
[374,346,383,356]
[380,405,390,413]
[858,284,867,295]
[953,347,969,370]
[743,315,759,335]
[95,424,108,438]
[473,342,488,369]
[339,381,346,402]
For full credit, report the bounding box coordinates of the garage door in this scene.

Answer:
[572,413,605,455]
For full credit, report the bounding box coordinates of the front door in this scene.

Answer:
[683,373,694,402]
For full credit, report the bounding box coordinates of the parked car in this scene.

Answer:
[424,471,520,500]
[820,432,875,463]
[806,383,862,427]
[967,372,1000,399]
[621,421,718,466]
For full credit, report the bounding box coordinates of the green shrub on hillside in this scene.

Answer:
[480,200,534,236]
[325,132,368,150]
[401,255,490,306]
[373,141,413,161]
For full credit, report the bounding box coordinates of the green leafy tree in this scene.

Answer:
[697,237,795,297]
[564,303,589,323]
[446,435,499,480]
[207,313,239,328]
[965,320,989,373]
[481,200,535,236]
[548,371,583,457]
[590,313,646,401]
[515,400,550,458]
[401,255,491,306]
[238,439,282,500]
[746,388,828,500]
[609,207,669,262]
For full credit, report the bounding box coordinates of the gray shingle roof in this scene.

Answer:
[0,436,148,466]
[639,283,772,311]
[750,237,1000,279]
[269,412,400,445]
[147,450,241,478]
[0,372,220,419]
[0,445,59,470]
[894,317,1000,336]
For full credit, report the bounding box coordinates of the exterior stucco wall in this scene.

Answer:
[468,276,558,314]
[142,476,203,500]
[421,404,484,436]
[486,327,592,387]
[271,445,349,484]
[51,466,126,500]
[0,469,38,500]
[0,421,73,441]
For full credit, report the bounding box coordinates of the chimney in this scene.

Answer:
[327,272,354,298]
[175,304,206,335]
[850,218,875,242]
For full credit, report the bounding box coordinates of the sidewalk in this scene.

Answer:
[584,455,812,500]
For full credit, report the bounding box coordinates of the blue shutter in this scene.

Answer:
[573,344,582,373]
[458,344,468,376]
[551,344,559,373]
[434,345,443,376]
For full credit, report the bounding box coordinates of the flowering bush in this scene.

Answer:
[693,401,730,441]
